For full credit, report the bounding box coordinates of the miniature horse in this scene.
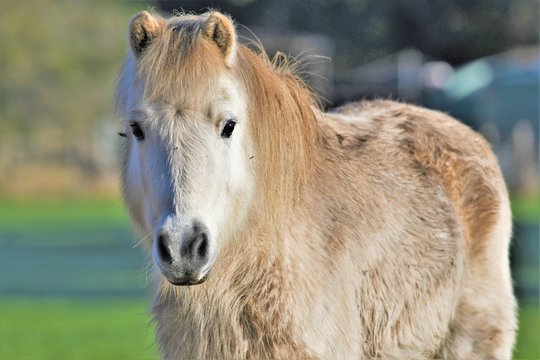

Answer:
[115,11,516,359]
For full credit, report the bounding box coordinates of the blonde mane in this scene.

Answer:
[136,14,226,105]
[235,46,321,224]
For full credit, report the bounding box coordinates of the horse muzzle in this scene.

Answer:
[152,219,215,286]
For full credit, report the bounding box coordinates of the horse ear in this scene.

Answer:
[130,11,161,57]
[203,12,236,67]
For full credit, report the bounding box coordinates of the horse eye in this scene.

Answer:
[130,122,145,141]
[221,120,236,139]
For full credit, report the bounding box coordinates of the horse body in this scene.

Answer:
[116,11,516,359]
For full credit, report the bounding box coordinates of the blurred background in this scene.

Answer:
[0,0,538,359]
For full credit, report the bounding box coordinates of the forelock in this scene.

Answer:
[136,13,226,107]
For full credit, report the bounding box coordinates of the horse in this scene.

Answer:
[115,10,516,359]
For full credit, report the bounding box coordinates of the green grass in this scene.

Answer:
[511,193,540,223]
[0,198,130,233]
[514,302,540,360]
[0,197,150,297]
[0,298,537,359]
[0,298,158,360]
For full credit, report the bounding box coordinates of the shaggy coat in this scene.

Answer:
[116,11,516,360]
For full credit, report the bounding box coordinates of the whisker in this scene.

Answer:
[134,232,152,248]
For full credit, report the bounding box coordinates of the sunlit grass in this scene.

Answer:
[514,302,540,360]
[0,298,158,360]
[511,192,540,223]
[0,198,130,232]
[0,298,537,359]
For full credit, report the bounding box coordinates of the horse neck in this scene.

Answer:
[236,47,322,232]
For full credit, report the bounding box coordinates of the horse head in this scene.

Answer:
[117,11,254,285]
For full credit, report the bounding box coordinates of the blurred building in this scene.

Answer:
[337,48,453,104]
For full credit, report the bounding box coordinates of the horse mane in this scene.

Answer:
[136,14,227,106]
[235,46,321,225]
[117,11,322,228]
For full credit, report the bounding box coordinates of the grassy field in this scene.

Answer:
[0,198,538,359]
[514,302,540,359]
[511,192,540,223]
[0,198,130,232]
[0,298,537,359]
[0,199,149,297]
[0,298,158,360]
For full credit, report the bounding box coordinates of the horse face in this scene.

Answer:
[118,12,254,285]
[121,73,253,286]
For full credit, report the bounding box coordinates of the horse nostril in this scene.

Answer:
[180,222,210,261]
[196,233,208,259]
[157,233,173,264]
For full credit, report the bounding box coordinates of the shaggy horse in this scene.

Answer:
[115,11,516,359]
